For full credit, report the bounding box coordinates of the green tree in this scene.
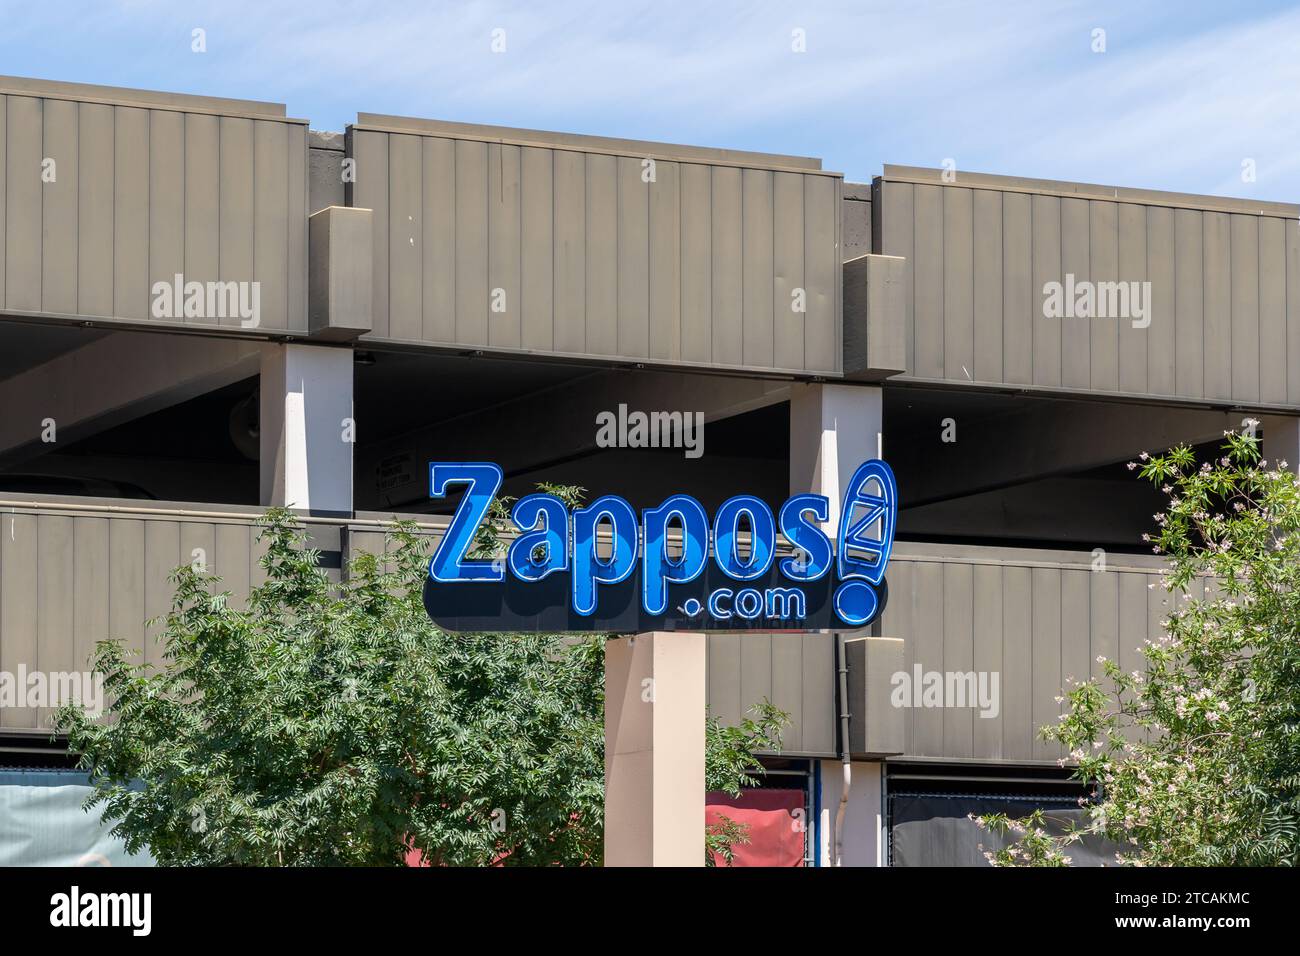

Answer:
[705,703,787,866]
[982,429,1300,866]
[56,499,786,866]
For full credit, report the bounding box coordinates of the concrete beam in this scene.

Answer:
[356,368,791,508]
[889,400,1243,507]
[0,331,261,466]
[0,452,254,503]
[843,255,906,381]
[898,476,1160,547]
[308,206,373,342]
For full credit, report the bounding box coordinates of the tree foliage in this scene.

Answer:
[982,429,1300,866]
[57,496,786,866]
[704,703,786,866]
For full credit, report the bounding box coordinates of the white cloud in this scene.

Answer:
[3,0,1297,198]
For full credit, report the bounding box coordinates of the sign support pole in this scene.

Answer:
[604,631,706,867]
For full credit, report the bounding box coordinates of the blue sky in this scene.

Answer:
[2,1,1297,200]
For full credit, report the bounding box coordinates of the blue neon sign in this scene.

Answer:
[422,460,898,633]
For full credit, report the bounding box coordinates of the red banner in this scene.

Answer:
[706,789,806,867]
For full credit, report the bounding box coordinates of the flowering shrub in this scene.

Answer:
[983,428,1300,866]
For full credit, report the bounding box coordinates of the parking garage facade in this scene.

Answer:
[0,74,1298,866]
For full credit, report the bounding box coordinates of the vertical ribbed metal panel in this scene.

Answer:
[1,513,39,728]
[0,77,308,331]
[347,116,843,375]
[880,542,1183,764]
[877,167,1300,408]
[972,188,1003,384]
[701,548,1183,761]
[0,506,300,730]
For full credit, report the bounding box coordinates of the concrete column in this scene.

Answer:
[791,383,886,867]
[604,631,706,867]
[789,382,883,528]
[817,760,884,866]
[260,343,354,515]
[1261,415,1300,475]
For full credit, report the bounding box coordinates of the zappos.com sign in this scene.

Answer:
[422,460,897,633]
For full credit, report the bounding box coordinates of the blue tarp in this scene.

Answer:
[0,770,153,867]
